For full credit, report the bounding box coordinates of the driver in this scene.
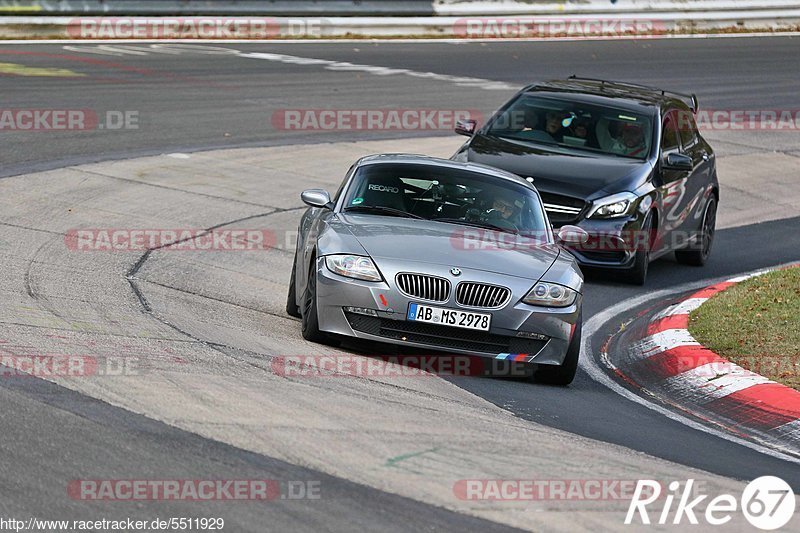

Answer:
[486,190,522,229]
[619,123,647,157]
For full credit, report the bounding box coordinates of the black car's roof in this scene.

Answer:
[356,154,534,189]
[523,79,695,115]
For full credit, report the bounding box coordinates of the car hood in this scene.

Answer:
[334,214,560,279]
[465,133,650,199]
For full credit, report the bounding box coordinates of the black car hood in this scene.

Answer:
[465,134,651,199]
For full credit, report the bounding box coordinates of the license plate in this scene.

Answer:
[407,303,491,331]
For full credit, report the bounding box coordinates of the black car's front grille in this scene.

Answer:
[578,250,628,263]
[539,192,587,226]
[345,312,547,355]
[455,282,511,309]
[395,273,451,303]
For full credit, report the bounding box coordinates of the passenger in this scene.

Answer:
[520,107,541,132]
[597,119,647,157]
[545,112,565,142]
[516,107,557,143]
[568,118,598,147]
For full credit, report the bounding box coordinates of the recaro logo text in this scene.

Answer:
[368,185,399,193]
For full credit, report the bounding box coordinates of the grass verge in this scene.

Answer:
[689,267,800,390]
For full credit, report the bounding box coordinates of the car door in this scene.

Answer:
[655,109,692,253]
[676,109,714,240]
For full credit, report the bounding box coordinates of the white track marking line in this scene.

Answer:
[579,265,800,464]
[632,329,700,359]
[664,364,775,404]
[728,271,768,283]
[651,297,708,321]
[238,51,516,90]
[775,420,800,442]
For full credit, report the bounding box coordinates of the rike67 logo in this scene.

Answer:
[626,477,795,530]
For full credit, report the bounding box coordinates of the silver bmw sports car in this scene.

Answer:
[287,155,589,385]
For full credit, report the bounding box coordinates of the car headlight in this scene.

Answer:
[522,282,578,307]
[325,254,382,281]
[588,192,638,219]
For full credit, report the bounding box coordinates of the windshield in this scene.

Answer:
[486,94,654,160]
[342,163,550,236]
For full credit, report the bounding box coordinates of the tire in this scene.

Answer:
[621,212,653,286]
[301,257,328,343]
[285,250,301,318]
[675,197,717,267]
[300,258,340,347]
[535,314,581,386]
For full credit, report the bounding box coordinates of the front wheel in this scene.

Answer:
[621,212,653,286]
[285,250,301,318]
[534,315,581,386]
[675,197,716,266]
[301,259,328,343]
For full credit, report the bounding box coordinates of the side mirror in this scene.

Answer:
[557,225,589,245]
[662,152,693,171]
[301,189,333,209]
[455,119,477,137]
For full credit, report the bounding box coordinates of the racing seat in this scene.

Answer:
[361,175,407,211]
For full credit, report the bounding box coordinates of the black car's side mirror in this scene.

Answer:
[662,152,693,171]
[455,119,477,137]
[301,189,333,209]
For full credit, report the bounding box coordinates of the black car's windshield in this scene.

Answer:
[342,162,549,236]
[486,94,654,160]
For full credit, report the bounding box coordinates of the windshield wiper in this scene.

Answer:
[343,205,424,219]
[434,218,520,235]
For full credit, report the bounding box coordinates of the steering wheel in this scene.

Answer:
[483,209,520,232]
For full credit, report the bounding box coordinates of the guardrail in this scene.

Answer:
[1,1,799,38]
[436,1,800,16]
[1,1,433,16]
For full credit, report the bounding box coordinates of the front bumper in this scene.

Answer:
[314,257,581,366]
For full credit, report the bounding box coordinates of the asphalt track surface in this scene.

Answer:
[2,37,800,530]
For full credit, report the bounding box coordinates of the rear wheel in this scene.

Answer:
[621,212,653,286]
[535,315,581,386]
[676,197,717,266]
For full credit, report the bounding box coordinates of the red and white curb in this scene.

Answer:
[625,266,800,448]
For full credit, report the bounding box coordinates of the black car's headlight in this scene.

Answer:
[325,254,382,282]
[522,282,578,307]
[587,192,638,219]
